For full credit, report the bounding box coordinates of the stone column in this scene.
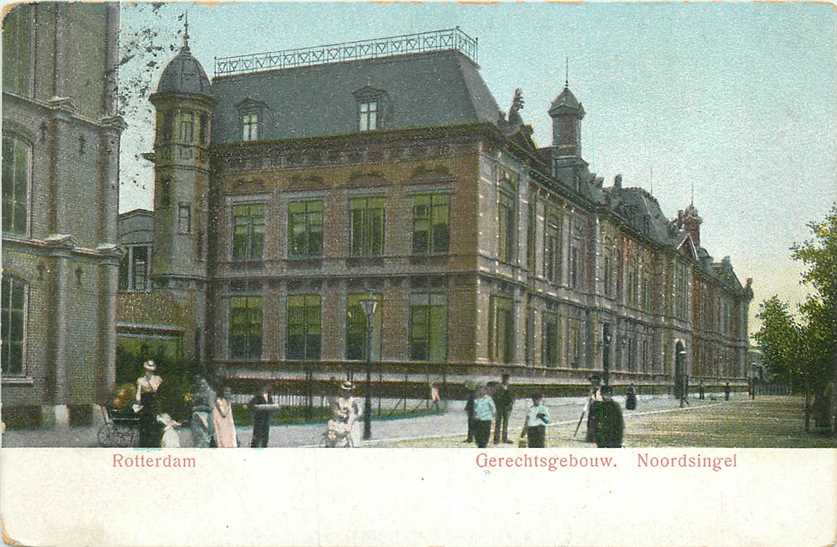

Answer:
[98,253,120,402]
[51,246,71,427]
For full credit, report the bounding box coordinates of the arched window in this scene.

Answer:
[2,135,31,235]
[1,274,27,375]
[2,5,33,96]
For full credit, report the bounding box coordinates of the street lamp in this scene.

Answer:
[677,348,688,407]
[359,292,378,441]
[602,325,612,387]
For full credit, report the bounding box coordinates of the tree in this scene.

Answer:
[754,296,801,389]
[791,204,837,434]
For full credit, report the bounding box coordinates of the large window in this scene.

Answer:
[543,312,559,367]
[1,274,26,375]
[490,296,514,364]
[569,244,579,289]
[2,6,32,96]
[287,295,321,360]
[544,213,561,283]
[497,190,515,264]
[229,296,263,359]
[409,292,447,361]
[566,318,583,368]
[179,111,194,143]
[350,197,385,257]
[242,112,259,141]
[675,261,689,319]
[232,204,265,261]
[526,203,536,273]
[288,200,323,258]
[359,101,378,131]
[2,136,30,235]
[412,194,449,255]
[346,293,382,361]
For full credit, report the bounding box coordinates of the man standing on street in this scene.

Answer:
[248,383,273,448]
[473,384,496,448]
[463,385,477,443]
[594,385,624,448]
[493,373,514,444]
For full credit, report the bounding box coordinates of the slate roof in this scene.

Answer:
[156,45,212,96]
[605,186,679,246]
[210,50,502,144]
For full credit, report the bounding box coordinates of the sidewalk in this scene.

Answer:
[1,393,746,448]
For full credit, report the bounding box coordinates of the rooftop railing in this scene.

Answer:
[214,27,478,77]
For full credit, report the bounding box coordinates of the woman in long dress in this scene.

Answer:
[134,360,163,447]
[325,381,362,447]
[212,386,238,448]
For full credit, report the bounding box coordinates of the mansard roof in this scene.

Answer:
[156,45,212,97]
[210,50,502,144]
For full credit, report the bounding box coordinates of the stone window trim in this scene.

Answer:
[2,133,33,238]
[1,272,29,378]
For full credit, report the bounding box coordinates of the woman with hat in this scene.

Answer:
[133,360,163,447]
[325,381,363,447]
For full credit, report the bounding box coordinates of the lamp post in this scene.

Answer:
[359,292,378,441]
[677,348,688,407]
[602,324,612,387]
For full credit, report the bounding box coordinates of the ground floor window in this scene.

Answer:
[287,294,321,360]
[543,312,559,367]
[1,274,26,375]
[229,296,263,359]
[490,296,514,364]
[409,292,447,361]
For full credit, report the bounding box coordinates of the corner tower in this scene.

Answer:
[548,83,585,176]
[148,22,214,361]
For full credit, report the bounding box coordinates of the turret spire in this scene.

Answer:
[565,56,569,88]
[183,12,190,50]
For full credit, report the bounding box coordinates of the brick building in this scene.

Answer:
[1,4,124,426]
[135,28,752,396]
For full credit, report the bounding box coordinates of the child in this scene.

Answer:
[520,393,550,448]
[157,413,182,448]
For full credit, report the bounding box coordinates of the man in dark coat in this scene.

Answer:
[463,386,477,443]
[725,382,731,401]
[594,386,624,448]
[492,374,514,444]
[248,383,273,448]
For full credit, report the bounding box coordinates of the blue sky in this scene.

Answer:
[119,2,837,334]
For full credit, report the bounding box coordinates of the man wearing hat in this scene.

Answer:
[134,360,163,447]
[593,385,625,448]
[492,373,514,444]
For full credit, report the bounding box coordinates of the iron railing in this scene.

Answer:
[214,27,478,77]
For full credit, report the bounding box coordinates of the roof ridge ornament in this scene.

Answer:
[182,12,190,51]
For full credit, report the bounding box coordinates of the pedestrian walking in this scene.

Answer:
[326,381,362,447]
[492,373,514,444]
[430,382,442,413]
[725,382,732,401]
[625,383,637,410]
[699,380,705,401]
[248,383,273,448]
[463,386,476,443]
[212,385,238,448]
[520,393,550,448]
[593,385,624,448]
[472,384,496,448]
[133,360,163,448]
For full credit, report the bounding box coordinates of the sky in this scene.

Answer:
[119,2,837,336]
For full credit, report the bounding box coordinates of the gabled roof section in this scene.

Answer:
[211,50,502,144]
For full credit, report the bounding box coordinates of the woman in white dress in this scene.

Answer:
[325,381,363,447]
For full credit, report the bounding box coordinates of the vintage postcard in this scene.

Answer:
[1,2,835,546]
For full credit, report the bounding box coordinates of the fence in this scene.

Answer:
[754,383,791,396]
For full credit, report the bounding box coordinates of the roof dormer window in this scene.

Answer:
[359,100,378,132]
[242,112,259,141]
[236,98,268,143]
[353,86,388,133]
